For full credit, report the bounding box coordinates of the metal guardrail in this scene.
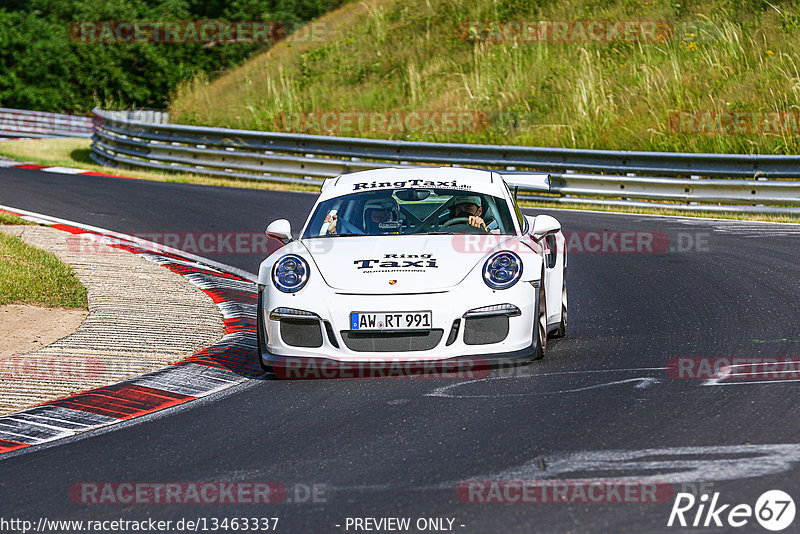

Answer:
[90,108,800,214]
[0,107,93,138]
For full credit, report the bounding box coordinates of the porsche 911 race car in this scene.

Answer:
[256,167,566,376]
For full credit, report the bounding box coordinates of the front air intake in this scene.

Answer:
[341,330,444,352]
[280,318,323,348]
[463,316,509,345]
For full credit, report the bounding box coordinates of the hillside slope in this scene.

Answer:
[170,0,800,154]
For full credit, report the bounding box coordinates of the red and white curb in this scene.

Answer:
[0,160,135,178]
[0,206,260,456]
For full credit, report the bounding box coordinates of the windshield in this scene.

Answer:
[302,188,516,238]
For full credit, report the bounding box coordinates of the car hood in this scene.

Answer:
[301,234,518,293]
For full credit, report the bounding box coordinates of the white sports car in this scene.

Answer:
[257,167,566,376]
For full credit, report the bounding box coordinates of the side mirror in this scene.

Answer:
[266,219,292,243]
[530,215,561,241]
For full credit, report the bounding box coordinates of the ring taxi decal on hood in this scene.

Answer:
[354,253,438,271]
[353,179,473,191]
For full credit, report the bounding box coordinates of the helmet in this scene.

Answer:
[363,198,400,233]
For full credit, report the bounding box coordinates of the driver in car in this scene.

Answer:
[324,198,399,235]
[448,195,488,231]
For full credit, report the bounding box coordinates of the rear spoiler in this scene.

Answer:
[498,173,551,192]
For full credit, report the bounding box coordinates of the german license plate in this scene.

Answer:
[350,311,432,331]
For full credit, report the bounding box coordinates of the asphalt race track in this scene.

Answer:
[2,167,800,533]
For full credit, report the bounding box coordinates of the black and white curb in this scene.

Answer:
[0,206,260,455]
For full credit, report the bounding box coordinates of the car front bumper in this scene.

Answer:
[259,280,541,367]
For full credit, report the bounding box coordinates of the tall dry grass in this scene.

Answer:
[170,0,800,154]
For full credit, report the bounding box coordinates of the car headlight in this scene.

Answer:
[272,254,309,293]
[482,251,522,290]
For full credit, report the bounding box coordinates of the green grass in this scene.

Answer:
[170,0,800,155]
[0,232,87,308]
[0,212,34,226]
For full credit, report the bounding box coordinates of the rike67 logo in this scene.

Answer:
[668,490,795,531]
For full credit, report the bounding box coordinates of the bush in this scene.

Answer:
[0,0,345,112]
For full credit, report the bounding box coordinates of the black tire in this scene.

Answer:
[256,291,272,373]
[533,271,547,360]
[550,266,567,338]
